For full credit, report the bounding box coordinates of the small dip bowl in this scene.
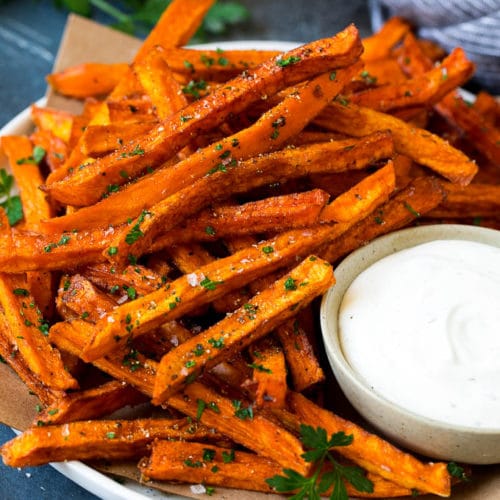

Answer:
[320,224,500,464]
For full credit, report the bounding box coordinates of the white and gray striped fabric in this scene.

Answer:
[369,0,500,92]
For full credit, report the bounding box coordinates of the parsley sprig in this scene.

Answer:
[0,169,23,226]
[53,0,250,40]
[266,425,373,500]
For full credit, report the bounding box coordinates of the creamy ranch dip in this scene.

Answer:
[339,239,500,428]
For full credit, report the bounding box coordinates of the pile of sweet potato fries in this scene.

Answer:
[0,0,499,497]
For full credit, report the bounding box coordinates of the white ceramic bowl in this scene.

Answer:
[320,224,500,464]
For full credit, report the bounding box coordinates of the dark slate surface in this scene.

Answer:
[0,1,370,498]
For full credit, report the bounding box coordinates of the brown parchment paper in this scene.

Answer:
[1,13,500,500]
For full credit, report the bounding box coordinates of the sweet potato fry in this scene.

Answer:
[426,183,500,219]
[134,0,217,61]
[81,121,157,156]
[134,47,190,120]
[44,26,363,206]
[168,381,310,475]
[320,161,395,223]
[82,226,342,361]
[1,135,52,224]
[30,105,73,144]
[141,440,414,497]
[47,63,130,99]
[248,336,287,408]
[1,135,55,315]
[437,93,500,167]
[316,101,477,185]
[0,312,63,405]
[0,273,78,391]
[156,189,330,245]
[1,417,218,467]
[40,108,388,236]
[287,391,451,497]
[276,318,325,392]
[160,47,280,81]
[362,17,411,61]
[29,129,68,171]
[320,176,446,263]
[474,90,500,127]
[49,320,158,396]
[152,255,334,402]
[351,48,474,112]
[36,380,146,425]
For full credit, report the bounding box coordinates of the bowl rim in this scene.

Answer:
[321,223,500,436]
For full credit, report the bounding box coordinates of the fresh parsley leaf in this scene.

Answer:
[0,169,23,226]
[266,425,372,500]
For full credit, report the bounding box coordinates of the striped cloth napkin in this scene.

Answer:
[369,0,500,92]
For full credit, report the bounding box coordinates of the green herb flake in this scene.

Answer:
[47,408,59,416]
[200,276,224,291]
[0,169,23,225]
[203,448,216,462]
[208,401,220,413]
[208,337,225,349]
[329,71,336,81]
[232,400,253,420]
[126,287,137,300]
[262,245,274,254]
[222,449,235,463]
[183,60,194,71]
[185,360,196,369]
[276,55,301,67]
[193,344,205,356]
[284,277,297,291]
[182,79,207,99]
[447,462,469,482]
[196,398,206,420]
[16,145,46,165]
[248,362,271,373]
[13,288,29,296]
[184,459,203,468]
[108,246,118,256]
[205,225,216,236]
[404,201,421,218]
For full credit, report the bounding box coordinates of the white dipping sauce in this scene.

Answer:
[339,239,500,429]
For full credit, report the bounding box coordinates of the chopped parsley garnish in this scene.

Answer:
[266,425,373,500]
[0,169,23,225]
[248,362,271,373]
[196,398,206,420]
[105,432,116,439]
[182,79,207,99]
[232,400,253,420]
[262,246,274,254]
[193,344,205,356]
[185,360,196,368]
[183,60,194,71]
[122,348,141,372]
[208,337,225,349]
[125,210,151,245]
[203,448,216,462]
[276,55,301,67]
[13,288,29,296]
[125,286,137,300]
[447,462,469,482]
[205,225,216,236]
[222,449,235,463]
[16,145,46,165]
[284,277,297,291]
[404,202,421,218]
[184,459,203,468]
[200,276,224,290]
[120,145,144,158]
[108,246,118,256]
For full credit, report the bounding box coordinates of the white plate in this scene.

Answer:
[0,40,298,500]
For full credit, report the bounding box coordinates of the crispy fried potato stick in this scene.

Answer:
[320,176,445,263]
[1,417,217,467]
[43,26,362,206]
[168,382,310,475]
[155,189,330,245]
[287,391,451,497]
[426,183,500,219]
[160,47,280,81]
[316,102,477,185]
[83,226,342,361]
[41,105,387,236]
[36,380,146,425]
[362,17,411,61]
[141,440,414,497]
[1,135,55,315]
[152,255,334,402]
[47,63,130,99]
[0,274,78,391]
[81,121,157,156]
[352,48,474,112]
[319,161,395,223]
[134,0,217,61]
[30,105,73,144]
